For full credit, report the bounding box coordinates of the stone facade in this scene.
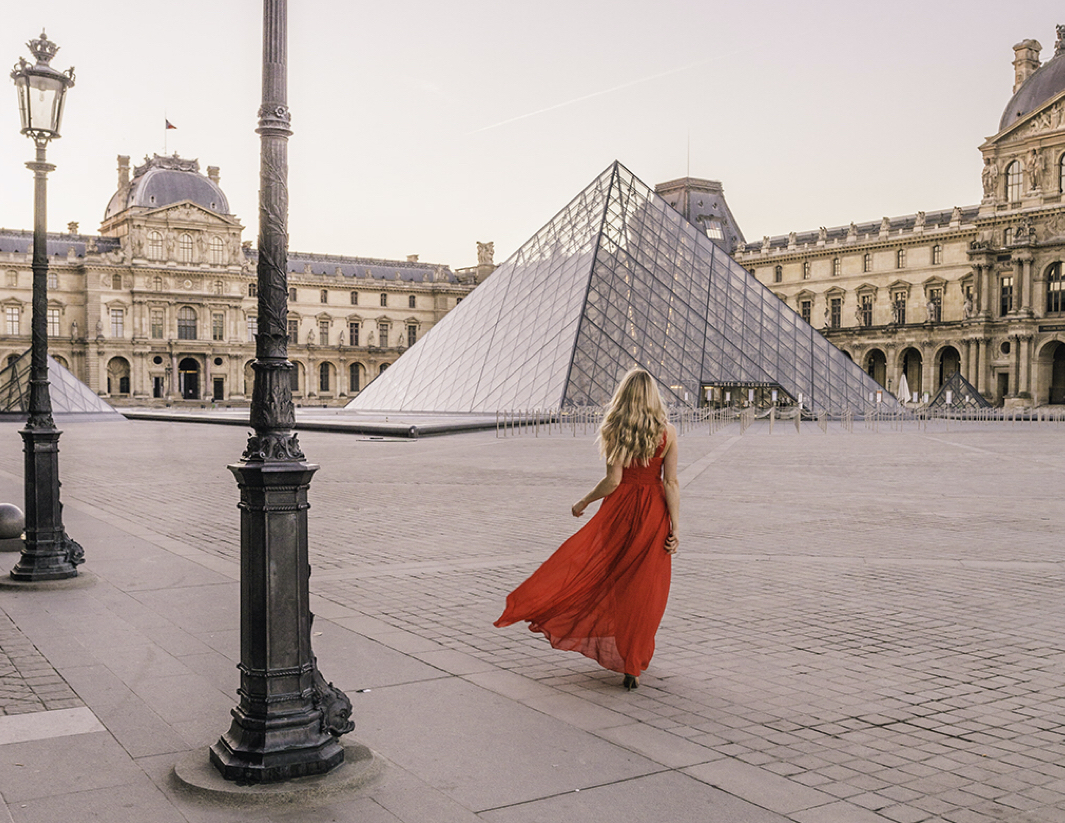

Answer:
[735,29,1065,408]
[0,154,480,406]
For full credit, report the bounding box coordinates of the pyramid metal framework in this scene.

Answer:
[0,352,121,418]
[926,370,991,410]
[348,162,897,414]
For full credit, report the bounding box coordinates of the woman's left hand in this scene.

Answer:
[664,531,679,555]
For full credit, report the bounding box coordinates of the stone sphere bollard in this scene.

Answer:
[0,504,25,540]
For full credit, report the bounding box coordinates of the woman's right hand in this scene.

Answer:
[572,499,588,517]
[664,531,679,555]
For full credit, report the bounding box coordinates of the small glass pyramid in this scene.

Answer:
[348,162,898,414]
[0,351,121,417]
[926,370,991,410]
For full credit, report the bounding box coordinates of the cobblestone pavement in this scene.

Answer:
[0,417,1064,822]
[0,610,82,716]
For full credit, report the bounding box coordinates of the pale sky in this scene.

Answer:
[1,2,1063,270]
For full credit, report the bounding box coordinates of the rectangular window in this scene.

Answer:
[408,294,416,309]
[829,298,842,329]
[48,271,57,289]
[859,294,873,327]
[893,295,906,325]
[802,262,810,280]
[932,245,943,265]
[247,315,258,342]
[6,307,19,336]
[929,288,942,323]
[1001,276,1014,316]
[349,321,360,346]
[212,313,225,341]
[800,300,811,324]
[378,323,389,347]
[350,291,358,305]
[287,318,299,343]
[862,253,871,273]
[110,308,125,338]
[320,289,328,304]
[151,309,164,339]
[832,258,841,277]
[380,293,388,307]
[319,320,330,344]
[47,308,60,337]
[1004,228,1013,246]
[407,324,417,347]
[248,283,257,298]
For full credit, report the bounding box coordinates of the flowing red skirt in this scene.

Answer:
[494,481,672,676]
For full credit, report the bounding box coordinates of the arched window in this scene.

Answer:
[1006,160,1023,202]
[1058,154,1065,194]
[177,306,197,340]
[896,249,906,269]
[248,283,257,297]
[319,362,330,393]
[178,234,193,263]
[349,362,361,392]
[773,265,782,283]
[147,231,163,260]
[153,275,163,291]
[862,253,871,273]
[1048,262,1065,313]
[209,236,225,265]
[112,274,122,289]
[932,245,942,265]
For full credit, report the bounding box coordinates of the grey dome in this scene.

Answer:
[1000,52,1065,132]
[104,154,229,219]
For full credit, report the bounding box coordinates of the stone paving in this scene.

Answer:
[0,417,1063,821]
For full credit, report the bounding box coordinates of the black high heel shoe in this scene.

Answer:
[622,674,639,691]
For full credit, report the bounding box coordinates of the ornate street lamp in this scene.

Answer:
[208,0,353,782]
[9,32,83,581]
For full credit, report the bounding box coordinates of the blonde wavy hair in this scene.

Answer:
[596,368,668,467]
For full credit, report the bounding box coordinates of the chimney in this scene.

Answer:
[117,155,130,189]
[207,165,220,184]
[1013,39,1042,92]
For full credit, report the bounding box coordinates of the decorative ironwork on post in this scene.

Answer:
[209,0,353,783]
[9,31,82,582]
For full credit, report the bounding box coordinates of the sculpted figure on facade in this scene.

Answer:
[913,211,925,231]
[787,231,797,249]
[817,226,827,244]
[879,216,891,237]
[981,159,999,198]
[846,222,857,242]
[761,235,771,253]
[1025,148,1044,190]
[476,241,494,266]
[165,232,176,259]
[963,295,974,319]
[129,225,145,257]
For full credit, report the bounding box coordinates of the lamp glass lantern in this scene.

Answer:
[11,32,74,142]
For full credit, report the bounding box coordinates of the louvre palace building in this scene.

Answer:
[0,153,484,406]
[736,26,1065,408]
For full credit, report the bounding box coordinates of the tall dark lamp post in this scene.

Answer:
[209,0,353,783]
[9,32,83,582]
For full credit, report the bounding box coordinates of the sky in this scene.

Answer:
[1,1,1063,270]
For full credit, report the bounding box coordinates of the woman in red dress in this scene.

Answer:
[494,368,680,691]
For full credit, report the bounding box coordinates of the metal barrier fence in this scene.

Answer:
[496,405,1065,438]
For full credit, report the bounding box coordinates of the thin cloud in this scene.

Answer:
[465,57,719,136]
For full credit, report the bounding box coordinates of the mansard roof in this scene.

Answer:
[1000,49,1065,132]
[104,154,230,219]
[739,205,980,255]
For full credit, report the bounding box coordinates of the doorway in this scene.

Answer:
[179,357,200,400]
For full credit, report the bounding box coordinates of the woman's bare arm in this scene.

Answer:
[572,462,624,517]
[661,424,680,554]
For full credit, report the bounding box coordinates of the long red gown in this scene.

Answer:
[494,435,672,676]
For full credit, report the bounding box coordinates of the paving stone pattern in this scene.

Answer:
[0,417,1063,822]
[0,611,81,716]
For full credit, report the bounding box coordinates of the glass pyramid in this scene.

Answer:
[926,370,991,410]
[347,161,898,414]
[0,351,121,418]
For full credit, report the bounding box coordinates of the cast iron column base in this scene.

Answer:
[11,426,83,581]
[209,459,352,783]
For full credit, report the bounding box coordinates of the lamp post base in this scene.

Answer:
[12,427,83,581]
[209,713,345,783]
